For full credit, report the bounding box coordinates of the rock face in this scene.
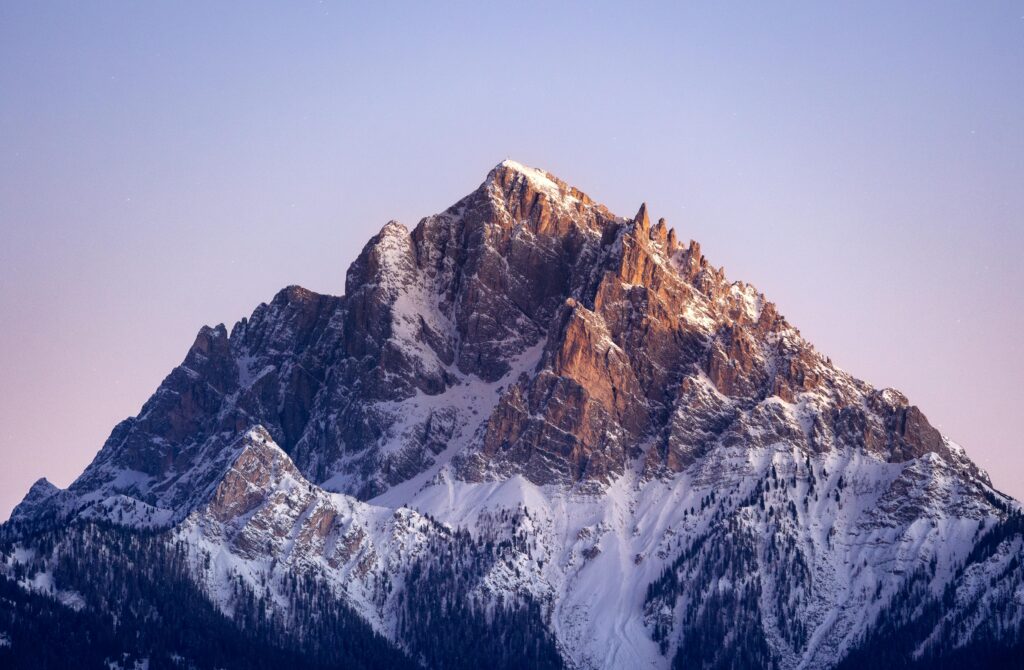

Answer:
[3,160,1022,670]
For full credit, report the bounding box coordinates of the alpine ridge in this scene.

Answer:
[2,160,1021,669]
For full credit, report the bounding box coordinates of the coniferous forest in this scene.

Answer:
[0,522,412,669]
[0,517,567,669]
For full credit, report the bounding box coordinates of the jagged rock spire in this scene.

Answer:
[634,202,651,234]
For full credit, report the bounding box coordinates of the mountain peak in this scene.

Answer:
[205,427,305,523]
[488,159,599,215]
[8,477,62,525]
[495,158,555,184]
[5,162,1020,670]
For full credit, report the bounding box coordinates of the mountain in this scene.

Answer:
[2,160,1022,669]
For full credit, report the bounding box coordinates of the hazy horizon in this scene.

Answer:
[2,2,1022,520]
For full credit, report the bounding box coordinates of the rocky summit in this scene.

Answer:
[2,161,1022,669]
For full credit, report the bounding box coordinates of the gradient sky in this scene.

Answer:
[1,2,1022,520]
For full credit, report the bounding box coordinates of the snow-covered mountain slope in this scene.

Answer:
[3,160,1022,669]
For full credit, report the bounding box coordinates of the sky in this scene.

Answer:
[1,2,1022,520]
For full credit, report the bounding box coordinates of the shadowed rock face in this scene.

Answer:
[15,160,979,524]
